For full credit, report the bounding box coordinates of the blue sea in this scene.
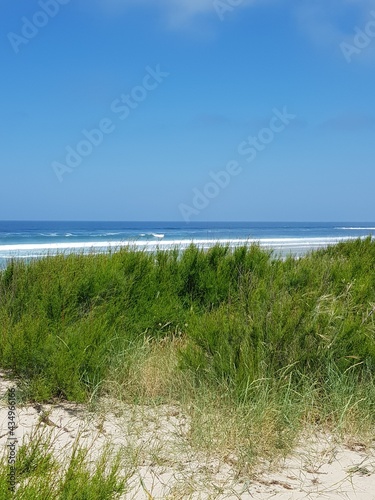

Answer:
[1,221,375,268]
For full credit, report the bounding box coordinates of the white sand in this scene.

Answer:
[1,372,375,499]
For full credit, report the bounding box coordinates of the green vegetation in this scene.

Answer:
[1,238,375,474]
[0,428,130,500]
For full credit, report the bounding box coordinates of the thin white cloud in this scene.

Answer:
[94,0,260,27]
[94,0,375,61]
[293,0,375,55]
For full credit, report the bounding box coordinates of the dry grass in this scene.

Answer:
[104,334,190,403]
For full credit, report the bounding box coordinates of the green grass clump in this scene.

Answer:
[0,243,274,401]
[1,239,375,402]
[0,429,129,499]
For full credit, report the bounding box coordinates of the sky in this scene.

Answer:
[1,0,375,222]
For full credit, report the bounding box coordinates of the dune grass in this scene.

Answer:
[1,238,375,475]
[0,427,130,500]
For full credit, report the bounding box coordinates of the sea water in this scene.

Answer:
[0,221,374,268]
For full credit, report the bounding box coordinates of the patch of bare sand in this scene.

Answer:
[1,372,375,499]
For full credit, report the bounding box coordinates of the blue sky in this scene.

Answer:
[1,0,375,221]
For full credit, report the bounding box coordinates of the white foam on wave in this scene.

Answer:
[0,235,361,254]
[335,227,375,230]
[0,241,128,252]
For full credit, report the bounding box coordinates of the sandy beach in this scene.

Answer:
[2,373,375,499]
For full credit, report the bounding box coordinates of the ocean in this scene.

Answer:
[1,221,375,268]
